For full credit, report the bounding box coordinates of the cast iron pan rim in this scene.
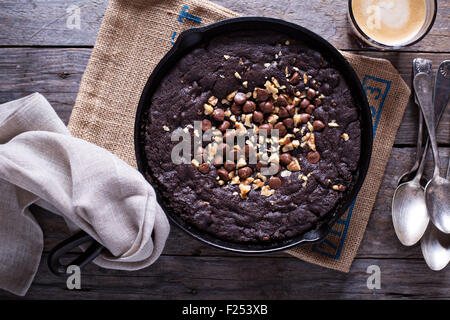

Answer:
[134,16,373,254]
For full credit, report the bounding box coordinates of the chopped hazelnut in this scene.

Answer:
[261,185,275,197]
[280,170,292,177]
[328,121,339,127]
[226,90,238,101]
[253,179,265,190]
[231,176,240,185]
[332,184,346,191]
[203,103,213,115]
[282,143,294,152]
[236,157,247,168]
[287,159,301,172]
[208,96,218,106]
[264,80,279,95]
[191,159,200,167]
[239,183,251,199]
[303,73,308,84]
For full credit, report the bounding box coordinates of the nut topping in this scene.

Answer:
[261,185,275,197]
[283,118,294,129]
[212,108,225,121]
[208,96,218,106]
[274,122,287,136]
[259,123,273,135]
[234,92,247,105]
[300,98,310,109]
[201,119,212,131]
[253,111,264,123]
[191,69,329,199]
[239,183,251,199]
[203,103,213,115]
[289,72,300,85]
[223,160,236,172]
[286,159,301,172]
[332,184,346,191]
[260,101,275,114]
[305,104,315,114]
[238,167,252,179]
[278,107,289,118]
[268,177,282,189]
[218,120,231,132]
[312,120,325,131]
[217,168,229,181]
[230,103,242,115]
[277,95,288,107]
[242,100,256,113]
[307,151,320,164]
[254,88,269,101]
[198,163,210,174]
[306,88,316,100]
[280,153,293,166]
[286,105,295,117]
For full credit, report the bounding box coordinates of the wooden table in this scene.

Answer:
[0,0,449,300]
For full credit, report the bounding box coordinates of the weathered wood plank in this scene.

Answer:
[1,48,448,144]
[0,0,448,51]
[0,0,107,47]
[32,147,449,261]
[0,253,448,299]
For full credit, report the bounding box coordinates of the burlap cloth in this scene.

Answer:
[69,0,410,272]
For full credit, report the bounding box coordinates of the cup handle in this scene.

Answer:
[47,230,104,277]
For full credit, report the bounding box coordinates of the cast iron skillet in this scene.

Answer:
[48,17,372,276]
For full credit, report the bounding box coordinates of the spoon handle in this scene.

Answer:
[413,61,450,182]
[410,59,432,173]
[447,157,449,180]
[414,73,441,178]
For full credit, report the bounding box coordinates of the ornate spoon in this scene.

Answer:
[420,157,450,271]
[397,58,431,185]
[414,68,450,234]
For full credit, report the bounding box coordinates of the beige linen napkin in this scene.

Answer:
[69,0,410,272]
[0,93,170,296]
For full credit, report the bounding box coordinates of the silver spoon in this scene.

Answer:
[391,59,434,246]
[393,62,449,245]
[397,58,431,186]
[392,154,429,246]
[420,158,450,271]
[414,69,450,234]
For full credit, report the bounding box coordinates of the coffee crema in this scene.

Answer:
[351,0,427,46]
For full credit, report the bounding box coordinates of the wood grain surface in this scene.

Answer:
[0,0,449,300]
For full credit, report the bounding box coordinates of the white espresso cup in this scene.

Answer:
[348,0,437,49]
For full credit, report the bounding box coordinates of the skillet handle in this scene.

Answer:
[47,230,104,277]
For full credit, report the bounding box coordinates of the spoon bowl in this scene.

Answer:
[421,222,450,271]
[425,176,450,234]
[392,180,429,246]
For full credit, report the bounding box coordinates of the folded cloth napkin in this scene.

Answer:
[0,93,170,296]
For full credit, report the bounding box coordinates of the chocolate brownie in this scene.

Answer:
[144,31,361,243]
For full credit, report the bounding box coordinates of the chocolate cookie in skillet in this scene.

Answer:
[144,31,361,243]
